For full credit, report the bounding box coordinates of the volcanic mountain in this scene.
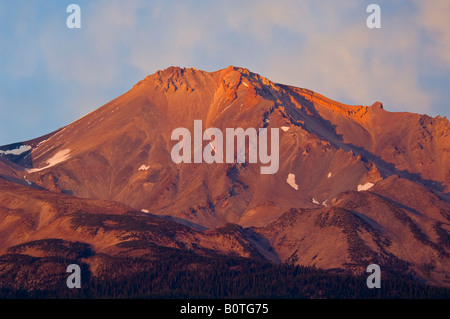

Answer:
[0,66,449,292]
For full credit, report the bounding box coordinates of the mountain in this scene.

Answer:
[0,66,449,294]
[0,177,278,261]
[254,176,450,284]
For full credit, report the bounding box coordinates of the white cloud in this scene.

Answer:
[262,2,434,114]
[32,0,438,117]
[415,0,450,67]
[2,0,448,147]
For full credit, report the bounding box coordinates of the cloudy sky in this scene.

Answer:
[1,0,449,145]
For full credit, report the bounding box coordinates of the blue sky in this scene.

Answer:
[1,0,449,145]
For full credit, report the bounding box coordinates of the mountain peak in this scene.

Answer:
[371,101,383,109]
[132,66,204,92]
[1,65,450,289]
[222,65,251,75]
[156,66,196,77]
[130,65,279,100]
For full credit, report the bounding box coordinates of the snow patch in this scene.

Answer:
[36,139,48,148]
[138,165,150,171]
[23,176,32,186]
[219,103,233,116]
[141,209,149,213]
[242,82,249,87]
[322,200,328,207]
[286,173,298,190]
[0,145,31,156]
[281,126,290,132]
[28,149,71,173]
[357,182,374,191]
[328,172,332,178]
[312,198,320,205]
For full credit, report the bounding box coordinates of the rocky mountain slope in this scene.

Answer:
[0,66,449,290]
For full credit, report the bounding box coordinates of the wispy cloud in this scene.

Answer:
[415,0,450,67]
[0,0,449,145]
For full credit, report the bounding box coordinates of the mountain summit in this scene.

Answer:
[0,66,449,289]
